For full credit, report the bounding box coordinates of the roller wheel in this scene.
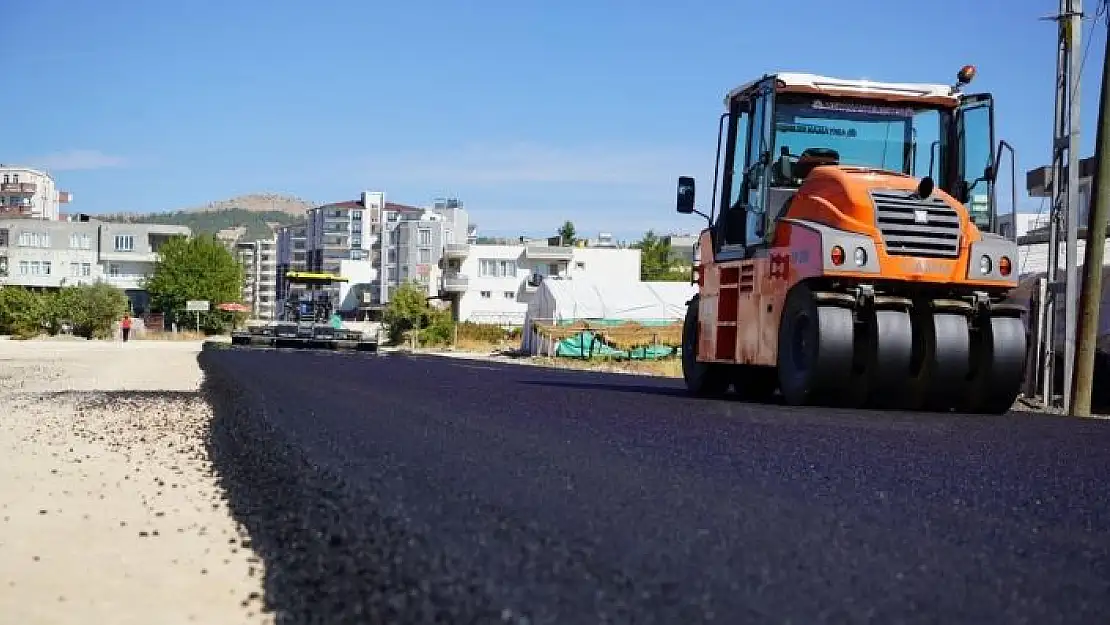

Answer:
[962,314,1027,414]
[732,365,779,403]
[682,296,729,397]
[864,309,914,409]
[777,284,859,406]
[904,311,972,412]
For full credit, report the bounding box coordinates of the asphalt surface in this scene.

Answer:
[200,346,1110,624]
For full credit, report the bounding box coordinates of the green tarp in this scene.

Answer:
[554,330,677,360]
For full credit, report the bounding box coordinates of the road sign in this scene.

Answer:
[186,300,210,312]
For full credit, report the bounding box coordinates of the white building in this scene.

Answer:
[236,238,278,320]
[448,242,641,326]
[0,165,72,220]
[0,215,189,312]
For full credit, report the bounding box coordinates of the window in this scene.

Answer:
[115,235,135,252]
[503,291,515,299]
[575,261,585,270]
[418,229,431,246]
[957,97,994,230]
[418,248,431,264]
[108,264,120,276]
[352,210,362,221]
[772,96,943,178]
[70,262,81,277]
[728,100,752,210]
[21,260,50,276]
[19,231,49,247]
[70,233,91,249]
[479,259,518,278]
[480,291,491,298]
[0,229,7,247]
[82,263,91,276]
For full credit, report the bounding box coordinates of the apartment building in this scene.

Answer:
[235,237,278,320]
[0,165,72,220]
[275,222,307,309]
[663,234,698,265]
[380,198,472,301]
[446,241,641,326]
[0,216,190,312]
[278,192,475,318]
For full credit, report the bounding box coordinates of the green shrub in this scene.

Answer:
[0,287,45,339]
[420,308,455,347]
[0,283,128,340]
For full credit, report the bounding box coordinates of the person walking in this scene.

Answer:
[121,314,132,342]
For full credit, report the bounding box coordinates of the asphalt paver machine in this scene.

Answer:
[231,271,378,351]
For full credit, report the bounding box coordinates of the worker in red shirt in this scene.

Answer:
[121,314,132,342]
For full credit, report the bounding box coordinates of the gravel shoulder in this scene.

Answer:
[0,340,272,624]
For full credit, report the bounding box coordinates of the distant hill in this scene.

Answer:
[101,193,314,243]
[104,207,305,242]
[180,193,315,217]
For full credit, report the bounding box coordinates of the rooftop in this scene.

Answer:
[726,72,959,108]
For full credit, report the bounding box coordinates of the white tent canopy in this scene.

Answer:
[521,278,696,354]
[527,278,695,324]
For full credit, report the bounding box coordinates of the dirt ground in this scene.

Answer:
[0,340,272,625]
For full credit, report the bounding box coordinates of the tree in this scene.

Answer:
[66,283,129,339]
[144,234,243,333]
[633,230,690,281]
[382,281,455,347]
[383,281,431,345]
[557,221,577,246]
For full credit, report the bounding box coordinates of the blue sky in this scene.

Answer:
[2,0,1105,241]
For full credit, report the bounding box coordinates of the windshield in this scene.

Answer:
[772,96,943,183]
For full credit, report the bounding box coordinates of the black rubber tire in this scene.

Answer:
[962,314,1028,414]
[865,309,914,409]
[777,284,857,406]
[898,309,972,412]
[682,296,730,397]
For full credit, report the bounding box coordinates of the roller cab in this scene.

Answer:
[675,67,1026,413]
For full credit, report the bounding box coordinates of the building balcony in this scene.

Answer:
[103,274,146,290]
[0,206,33,217]
[525,245,573,261]
[0,182,36,194]
[443,243,469,258]
[441,273,468,292]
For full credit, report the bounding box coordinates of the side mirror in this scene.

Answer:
[676,176,695,214]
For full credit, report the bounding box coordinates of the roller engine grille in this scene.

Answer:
[870,189,961,258]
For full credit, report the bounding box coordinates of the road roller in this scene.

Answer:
[675,66,1026,414]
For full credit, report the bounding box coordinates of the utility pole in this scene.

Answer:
[1042,0,1084,409]
[1064,0,1084,413]
[1073,2,1110,416]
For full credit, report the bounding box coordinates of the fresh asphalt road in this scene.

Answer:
[204,348,1110,624]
